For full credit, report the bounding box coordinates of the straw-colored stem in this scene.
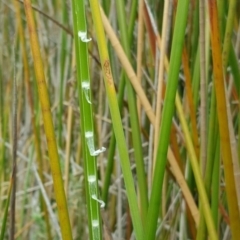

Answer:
[222,0,237,69]
[153,0,170,167]
[209,1,240,238]
[168,149,199,225]
[23,1,72,239]
[100,7,155,125]
[10,47,17,240]
[13,1,52,238]
[182,46,199,158]
[175,94,218,240]
[89,1,144,238]
[64,89,73,194]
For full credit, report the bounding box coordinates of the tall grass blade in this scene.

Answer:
[71,0,103,238]
[13,1,52,238]
[23,1,73,239]
[10,47,17,240]
[116,0,148,222]
[88,1,144,238]
[208,1,240,238]
[0,170,13,240]
[145,2,189,238]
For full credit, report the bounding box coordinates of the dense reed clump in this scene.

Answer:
[1,0,240,239]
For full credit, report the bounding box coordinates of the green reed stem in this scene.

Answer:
[72,0,104,239]
[88,1,144,239]
[145,1,189,238]
[116,0,148,222]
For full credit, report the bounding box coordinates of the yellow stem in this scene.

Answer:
[23,1,72,239]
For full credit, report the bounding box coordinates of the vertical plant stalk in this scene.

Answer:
[64,87,73,194]
[175,94,218,240]
[0,24,4,205]
[222,0,237,69]
[116,0,148,223]
[100,7,155,125]
[0,169,14,240]
[64,39,76,196]
[154,8,199,228]
[136,0,144,116]
[182,46,199,158]
[143,2,156,59]
[192,44,201,108]
[58,0,69,148]
[211,138,220,229]
[208,1,240,239]
[222,0,240,211]
[199,0,207,175]
[88,1,144,239]
[153,0,169,166]
[145,1,189,238]
[10,55,17,240]
[168,150,200,225]
[71,0,103,238]
[229,45,240,168]
[181,46,199,237]
[102,0,138,205]
[100,3,201,229]
[97,74,104,182]
[197,1,208,239]
[204,88,219,234]
[13,1,52,238]
[23,1,73,239]
[226,94,240,211]
[154,0,170,218]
